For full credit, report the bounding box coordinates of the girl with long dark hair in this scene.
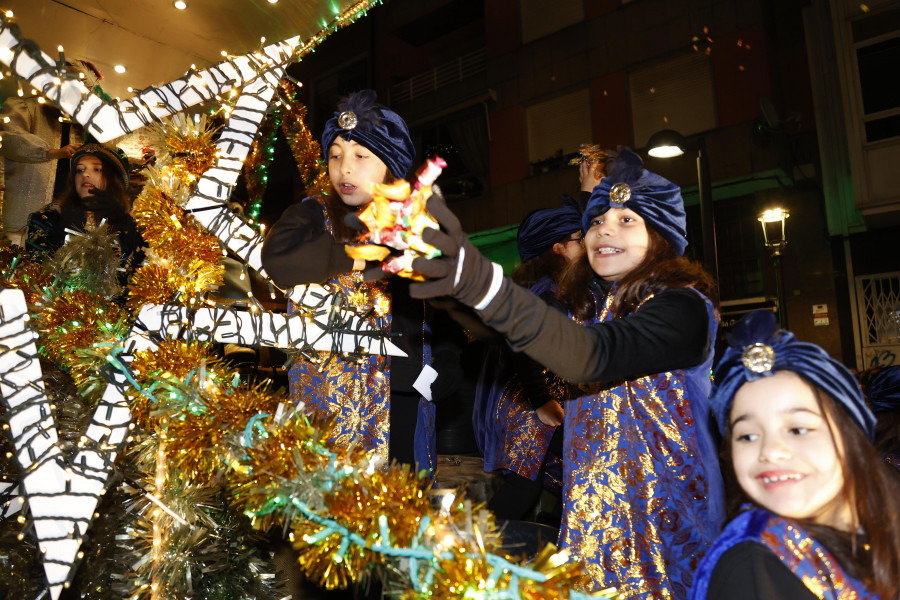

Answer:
[693,310,900,599]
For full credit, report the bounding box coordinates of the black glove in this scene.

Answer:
[409,191,503,310]
[344,212,366,232]
[83,189,127,225]
[59,201,88,231]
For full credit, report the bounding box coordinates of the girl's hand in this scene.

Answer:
[409,191,504,310]
[535,401,564,427]
[579,159,603,192]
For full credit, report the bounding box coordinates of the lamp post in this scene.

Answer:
[646,129,718,282]
[758,208,790,328]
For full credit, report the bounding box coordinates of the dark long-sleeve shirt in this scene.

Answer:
[261,198,354,289]
[479,277,711,384]
[706,542,818,600]
[261,197,434,395]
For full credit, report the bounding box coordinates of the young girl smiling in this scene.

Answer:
[409,147,724,598]
[692,310,900,599]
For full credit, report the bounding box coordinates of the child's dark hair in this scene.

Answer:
[558,226,717,320]
[57,158,130,213]
[721,380,900,599]
[512,240,572,289]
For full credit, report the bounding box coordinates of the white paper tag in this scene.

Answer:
[413,365,439,401]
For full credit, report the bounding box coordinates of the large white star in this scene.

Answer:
[0,7,400,598]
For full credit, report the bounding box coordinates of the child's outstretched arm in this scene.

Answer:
[261,199,355,289]
[411,193,710,384]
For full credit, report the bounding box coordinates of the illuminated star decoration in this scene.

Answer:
[0,4,617,599]
[0,3,385,597]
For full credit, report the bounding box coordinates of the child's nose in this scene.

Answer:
[759,435,791,462]
[597,220,616,236]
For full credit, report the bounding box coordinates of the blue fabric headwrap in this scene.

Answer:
[710,310,876,441]
[321,90,415,178]
[863,366,900,414]
[516,195,583,262]
[582,146,688,255]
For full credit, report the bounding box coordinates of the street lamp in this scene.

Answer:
[758,207,790,328]
[646,129,717,282]
[757,208,789,255]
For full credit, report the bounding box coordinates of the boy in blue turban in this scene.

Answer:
[262,90,446,473]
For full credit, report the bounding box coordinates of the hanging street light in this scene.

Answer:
[646,129,717,282]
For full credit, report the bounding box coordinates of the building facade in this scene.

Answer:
[282,0,900,368]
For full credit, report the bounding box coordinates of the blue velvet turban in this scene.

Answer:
[321,90,415,179]
[517,196,583,262]
[710,310,876,441]
[863,366,900,414]
[582,146,687,255]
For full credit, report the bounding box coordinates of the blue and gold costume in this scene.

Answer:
[287,198,435,469]
[691,508,875,599]
[476,277,564,490]
[560,287,720,598]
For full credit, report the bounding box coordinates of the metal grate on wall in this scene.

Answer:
[856,272,900,347]
[391,48,486,105]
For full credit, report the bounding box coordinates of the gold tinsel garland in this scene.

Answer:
[280,81,330,197]
[30,287,129,397]
[243,102,281,208]
[129,166,224,309]
[244,79,330,222]
[145,113,221,183]
[0,241,53,305]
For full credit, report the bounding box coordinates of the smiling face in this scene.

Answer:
[584,207,650,281]
[74,155,107,199]
[327,137,390,207]
[729,371,853,531]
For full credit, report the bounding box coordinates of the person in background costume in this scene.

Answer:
[574,146,616,212]
[0,60,105,246]
[691,310,900,600]
[858,364,900,469]
[261,90,447,474]
[475,199,584,521]
[25,143,143,282]
[407,147,724,597]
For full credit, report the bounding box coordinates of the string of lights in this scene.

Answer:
[0,2,617,598]
[0,288,142,599]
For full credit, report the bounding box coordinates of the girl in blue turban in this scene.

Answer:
[261,91,442,474]
[859,364,900,469]
[475,197,585,522]
[407,146,724,597]
[691,310,900,600]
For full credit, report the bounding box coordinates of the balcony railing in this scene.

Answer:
[391,48,486,104]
